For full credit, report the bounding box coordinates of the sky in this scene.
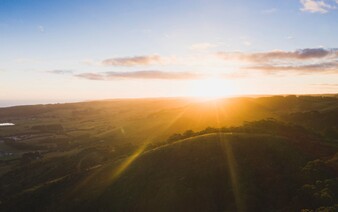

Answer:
[0,0,338,106]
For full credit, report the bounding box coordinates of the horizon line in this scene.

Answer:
[1,92,337,108]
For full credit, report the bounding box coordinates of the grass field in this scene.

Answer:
[0,95,337,211]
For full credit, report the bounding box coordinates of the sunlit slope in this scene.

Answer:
[1,129,337,211]
[81,133,313,211]
[1,96,337,144]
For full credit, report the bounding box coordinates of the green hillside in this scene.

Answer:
[0,96,337,211]
[1,129,337,211]
[85,133,337,211]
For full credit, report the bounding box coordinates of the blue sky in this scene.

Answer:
[1,0,338,106]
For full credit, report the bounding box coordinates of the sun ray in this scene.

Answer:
[107,105,191,184]
[215,104,245,211]
[189,77,237,100]
[64,104,193,200]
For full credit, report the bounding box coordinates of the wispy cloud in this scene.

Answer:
[96,54,218,67]
[47,70,73,74]
[246,61,338,74]
[76,70,204,80]
[75,73,104,80]
[81,48,338,78]
[239,36,252,46]
[300,0,336,13]
[220,72,251,79]
[311,83,338,87]
[217,48,338,74]
[217,48,338,62]
[37,25,45,32]
[261,8,277,14]
[102,55,165,66]
[81,59,101,66]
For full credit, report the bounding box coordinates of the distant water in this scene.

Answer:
[0,99,82,108]
[0,100,60,107]
[0,123,15,126]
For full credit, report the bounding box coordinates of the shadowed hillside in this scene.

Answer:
[88,133,313,211]
[1,120,337,211]
[0,96,337,211]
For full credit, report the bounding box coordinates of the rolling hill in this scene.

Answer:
[0,96,337,211]
[1,129,337,211]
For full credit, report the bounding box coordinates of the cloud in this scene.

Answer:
[220,72,250,79]
[190,42,217,50]
[239,37,252,46]
[37,25,44,32]
[102,55,164,66]
[75,70,204,80]
[300,0,336,13]
[75,73,104,80]
[217,48,338,62]
[246,61,338,74]
[82,59,101,66]
[82,48,338,78]
[217,48,338,74]
[261,8,277,14]
[47,70,73,74]
[312,83,338,87]
[242,41,252,46]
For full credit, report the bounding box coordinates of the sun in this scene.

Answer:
[189,77,236,99]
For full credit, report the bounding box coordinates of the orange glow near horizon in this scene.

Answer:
[189,77,239,100]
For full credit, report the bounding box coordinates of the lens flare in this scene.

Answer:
[189,77,237,99]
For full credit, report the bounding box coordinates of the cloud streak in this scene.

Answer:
[80,48,338,79]
[217,48,338,62]
[47,70,73,74]
[217,48,338,74]
[76,70,204,80]
[246,61,338,74]
[312,83,338,87]
[300,0,336,13]
[37,25,45,32]
[102,55,164,66]
[261,8,277,14]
